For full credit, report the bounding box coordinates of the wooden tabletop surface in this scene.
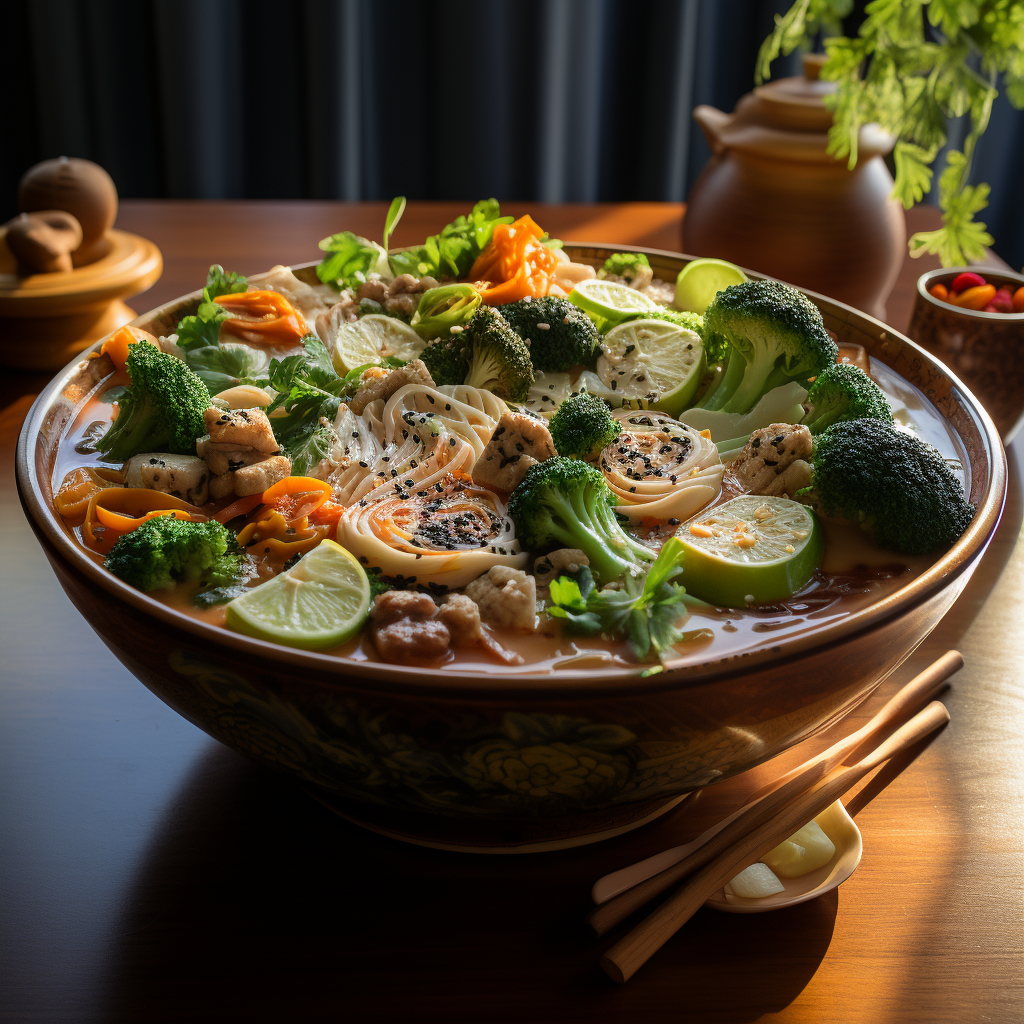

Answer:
[2,202,1021,1024]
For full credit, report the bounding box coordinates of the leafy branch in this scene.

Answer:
[757,0,1024,266]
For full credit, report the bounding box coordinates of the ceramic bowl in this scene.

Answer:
[908,266,1024,443]
[16,246,1006,853]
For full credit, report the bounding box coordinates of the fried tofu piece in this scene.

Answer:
[232,455,292,496]
[124,453,210,506]
[202,407,279,454]
[472,412,557,493]
[464,566,537,631]
[732,423,814,498]
[438,593,523,665]
[350,359,435,416]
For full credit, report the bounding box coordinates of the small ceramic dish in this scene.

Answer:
[705,800,862,913]
[908,265,1024,443]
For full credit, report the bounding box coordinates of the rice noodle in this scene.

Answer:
[603,410,724,522]
[336,470,526,588]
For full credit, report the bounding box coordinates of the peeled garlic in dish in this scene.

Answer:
[725,862,785,898]
[762,819,836,877]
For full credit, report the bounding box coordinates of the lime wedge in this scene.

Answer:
[225,539,371,649]
[675,495,822,607]
[674,258,748,314]
[569,279,660,332]
[330,314,424,374]
[598,319,705,414]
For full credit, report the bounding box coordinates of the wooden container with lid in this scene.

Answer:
[0,158,162,371]
[684,54,905,321]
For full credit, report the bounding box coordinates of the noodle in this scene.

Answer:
[602,410,724,522]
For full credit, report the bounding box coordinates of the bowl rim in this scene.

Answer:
[16,245,1008,698]
[915,265,1024,321]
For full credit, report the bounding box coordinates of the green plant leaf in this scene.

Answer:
[383,196,407,252]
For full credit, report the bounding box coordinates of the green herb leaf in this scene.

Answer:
[383,196,407,252]
[768,0,1020,266]
[184,344,267,395]
[388,199,513,280]
[316,231,382,290]
[176,303,231,353]
[204,264,248,301]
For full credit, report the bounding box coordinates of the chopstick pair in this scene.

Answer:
[590,650,961,982]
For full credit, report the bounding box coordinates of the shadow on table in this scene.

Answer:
[97,740,837,1024]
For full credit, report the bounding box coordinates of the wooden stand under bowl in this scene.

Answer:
[0,227,162,371]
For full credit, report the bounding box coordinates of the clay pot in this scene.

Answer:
[684,54,905,321]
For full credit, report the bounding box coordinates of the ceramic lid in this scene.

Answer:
[695,53,895,163]
[752,54,837,132]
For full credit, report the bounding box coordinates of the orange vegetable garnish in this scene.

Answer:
[82,487,206,554]
[259,476,334,524]
[213,494,264,524]
[100,326,159,374]
[236,509,328,561]
[948,284,996,310]
[469,215,559,305]
[262,476,332,505]
[54,466,124,523]
[307,499,346,528]
[1013,285,1024,313]
[928,283,949,301]
[95,507,193,532]
[214,290,308,346]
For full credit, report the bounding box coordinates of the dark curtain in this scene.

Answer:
[3,0,1022,267]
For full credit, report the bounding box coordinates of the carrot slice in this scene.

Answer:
[261,476,332,505]
[100,326,160,374]
[83,487,206,553]
[213,494,264,524]
[214,290,308,346]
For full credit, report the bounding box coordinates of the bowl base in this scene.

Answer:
[306,789,700,854]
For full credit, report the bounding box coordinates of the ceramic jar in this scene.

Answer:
[684,55,905,322]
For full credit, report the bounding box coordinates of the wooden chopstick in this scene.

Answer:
[599,699,950,984]
[588,650,961,932]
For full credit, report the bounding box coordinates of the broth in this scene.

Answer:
[50,357,948,675]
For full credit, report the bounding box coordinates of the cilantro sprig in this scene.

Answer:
[757,0,1024,266]
[546,538,699,665]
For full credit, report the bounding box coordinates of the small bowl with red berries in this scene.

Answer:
[909,265,1024,441]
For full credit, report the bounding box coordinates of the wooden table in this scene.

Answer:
[2,203,1021,1024]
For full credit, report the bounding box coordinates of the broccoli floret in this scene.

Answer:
[601,252,652,286]
[809,418,974,556]
[420,332,471,386]
[498,296,599,372]
[507,457,654,583]
[697,279,838,414]
[462,307,534,401]
[803,363,892,435]
[97,343,209,461]
[548,391,622,458]
[104,516,251,593]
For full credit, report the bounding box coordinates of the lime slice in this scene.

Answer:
[675,495,822,607]
[598,319,705,414]
[569,279,660,332]
[225,539,371,649]
[674,258,748,314]
[330,314,424,374]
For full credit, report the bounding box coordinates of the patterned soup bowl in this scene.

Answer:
[16,247,1006,852]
